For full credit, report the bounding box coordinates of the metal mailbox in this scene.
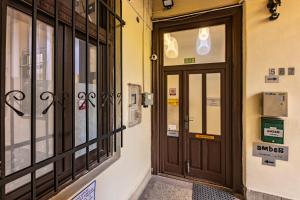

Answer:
[261,117,284,144]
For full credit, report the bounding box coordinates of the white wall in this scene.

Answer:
[244,0,300,199]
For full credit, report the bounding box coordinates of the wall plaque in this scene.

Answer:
[72,181,96,200]
[253,142,288,161]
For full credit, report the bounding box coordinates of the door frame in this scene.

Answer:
[151,6,243,193]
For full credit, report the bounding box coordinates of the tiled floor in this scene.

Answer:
[139,175,239,200]
[139,176,193,200]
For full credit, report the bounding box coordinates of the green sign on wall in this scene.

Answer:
[261,117,284,144]
[184,57,195,64]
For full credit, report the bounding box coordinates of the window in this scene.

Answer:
[0,0,125,199]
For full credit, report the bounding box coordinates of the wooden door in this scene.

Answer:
[154,7,243,192]
[159,15,236,187]
[184,70,229,186]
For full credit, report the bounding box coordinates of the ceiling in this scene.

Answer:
[152,0,240,19]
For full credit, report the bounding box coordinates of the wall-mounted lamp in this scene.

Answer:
[267,0,281,20]
[162,0,174,9]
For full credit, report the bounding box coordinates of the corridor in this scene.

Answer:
[1,0,300,199]
[139,176,239,200]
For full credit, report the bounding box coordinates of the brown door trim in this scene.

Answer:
[151,7,243,193]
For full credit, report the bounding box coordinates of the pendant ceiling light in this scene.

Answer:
[164,33,178,59]
[196,27,211,56]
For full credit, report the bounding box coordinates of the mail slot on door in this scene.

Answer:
[194,134,215,140]
[167,130,179,137]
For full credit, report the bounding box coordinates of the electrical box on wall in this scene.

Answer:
[262,92,288,117]
[142,92,154,108]
[128,84,142,127]
[261,117,284,144]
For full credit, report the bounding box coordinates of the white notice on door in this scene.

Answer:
[168,124,177,131]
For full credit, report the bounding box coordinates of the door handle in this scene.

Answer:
[184,116,194,122]
[184,116,193,130]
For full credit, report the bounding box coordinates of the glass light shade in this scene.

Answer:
[165,35,178,59]
[164,33,171,46]
[196,28,211,55]
[199,28,210,40]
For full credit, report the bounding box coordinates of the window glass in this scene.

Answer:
[75,38,87,158]
[88,44,97,152]
[5,174,31,194]
[167,75,179,137]
[74,40,98,157]
[189,74,202,133]
[76,0,97,24]
[36,20,54,164]
[5,7,32,176]
[164,25,225,66]
[206,73,221,135]
[2,0,124,197]
[5,7,54,186]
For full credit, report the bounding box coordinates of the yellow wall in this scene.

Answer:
[244,0,300,199]
[152,0,239,19]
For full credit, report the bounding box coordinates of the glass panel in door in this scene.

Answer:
[206,73,221,135]
[167,75,179,137]
[189,74,202,133]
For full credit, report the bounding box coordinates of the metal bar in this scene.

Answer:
[54,0,59,191]
[105,8,110,157]
[0,0,7,199]
[113,0,117,152]
[72,0,76,180]
[0,126,126,186]
[31,0,37,198]
[96,0,101,163]
[99,0,125,26]
[85,0,90,171]
[120,0,123,147]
